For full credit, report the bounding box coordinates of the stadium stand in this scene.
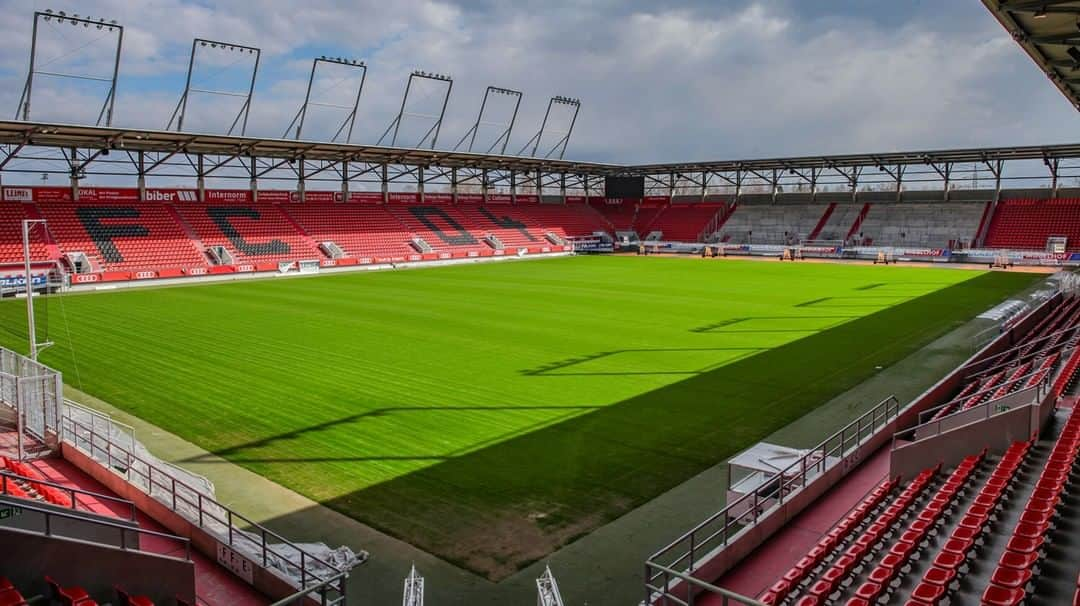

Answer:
[680,292,1080,606]
[589,199,636,231]
[174,202,324,264]
[0,202,53,264]
[812,203,867,244]
[386,204,487,253]
[36,202,207,272]
[456,204,547,248]
[646,203,728,242]
[284,203,417,260]
[854,202,987,249]
[984,198,1080,252]
[515,202,612,240]
[716,203,828,245]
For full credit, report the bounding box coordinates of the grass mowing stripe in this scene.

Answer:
[0,256,1039,578]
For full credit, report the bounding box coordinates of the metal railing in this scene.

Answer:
[897,378,1050,446]
[644,395,900,602]
[643,562,765,606]
[58,413,349,600]
[915,366,1049,426]
[268,570,349,606]
[0,470,137,521]
[2,498,191,560]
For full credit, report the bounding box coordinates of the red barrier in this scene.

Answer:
[208,266,236,274]
[157,268,184,278]
[336,258,358,266]
[100,271,131,282]
[320,259,337,267]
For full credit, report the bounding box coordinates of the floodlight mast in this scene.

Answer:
[167,38,261,135]
[453,86,523,154]
[519,96,581,159]
[17,10,124,126]
[284,56,367,142]
[377,71,454,148]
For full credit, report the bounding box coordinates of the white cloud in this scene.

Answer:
[0,0,1074,167]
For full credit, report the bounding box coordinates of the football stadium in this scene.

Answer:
[0,2,1079,605]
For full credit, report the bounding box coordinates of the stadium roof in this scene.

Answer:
[2,120,1079,179]
[982,0,1080,111]
[0,120,620,176]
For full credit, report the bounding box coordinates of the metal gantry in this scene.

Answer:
[284,56,367,143]
[378,71,454,149]
[453,86,523,154]
[167,38,262,136]
[536,565,565,606]
[402,565,424,606]
[17,10,123,127]
[519,96,581,159]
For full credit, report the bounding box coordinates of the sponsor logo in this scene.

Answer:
[2,187,32,202]
[134,271,156,280]
[188,267,208,276]
[410,254,423,261]
[468,251,479,257]
[360,257,373,264]
[236,264,254,272]
[438,252,451,259]
[73,274,99,283]
[541,247,551,253]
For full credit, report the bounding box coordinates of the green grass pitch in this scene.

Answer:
[0,256,1038,578]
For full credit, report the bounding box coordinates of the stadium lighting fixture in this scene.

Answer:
[167,38,262,135]
[284,55,367,142]
[379,69,454,148]
[454,84,523,154]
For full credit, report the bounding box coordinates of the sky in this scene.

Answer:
[0,0,1077,165]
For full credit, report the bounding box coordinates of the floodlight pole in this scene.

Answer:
[453,86,523,154]
[285,57,367,142]
[17,12,124,125]
[168,39,261,135]
[519,96,580,159]
[378,71,454,148]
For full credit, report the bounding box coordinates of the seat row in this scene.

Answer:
[981,407,1080,605]
[761,468,938,605]
[846,451,988,605]
[0,457,72,508]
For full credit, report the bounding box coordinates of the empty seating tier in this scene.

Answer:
[35,202,206,272]
[175,203,323,264]
[984,198,1080,252]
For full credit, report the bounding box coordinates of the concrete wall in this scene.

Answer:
[0,496,139,549]
[891,389,1056,479]
[0,526,195,605]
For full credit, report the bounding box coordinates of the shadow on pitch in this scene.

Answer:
[254,272,1039,581]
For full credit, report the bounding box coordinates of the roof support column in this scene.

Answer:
[69,147,80,201]
[451,167,459,204]
[1049,158,1060,198]
[381,164,388,205]
[894,164,904,203]
[581,172,588,203]
[771,169,779,204]
[297,158,306,202]
[510,170,517,205]
[560,172,567,204]
[340,160,349,200]
[197,153,206,202]
[249,154,258,202]
[137,150,146,200]
[735,170,743,204]
[810,167,818,203]
[482,168,489,205]
[418,166,425,204]
[701,171,708,203]
[668,172,675,199]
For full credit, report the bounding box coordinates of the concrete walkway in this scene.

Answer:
[59,283,1051,606]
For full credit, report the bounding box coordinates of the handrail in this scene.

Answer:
[0,497,191,561]
[643,562,765,606]
[646,394,899,582]
[916,366,1051,425]
[268,570,349,606]
[896,378,1049,447]
[59,413,345,589]
[0,470,137,521]
[965,324,1080,380]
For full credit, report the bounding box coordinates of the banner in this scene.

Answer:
[0,273,48,292]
